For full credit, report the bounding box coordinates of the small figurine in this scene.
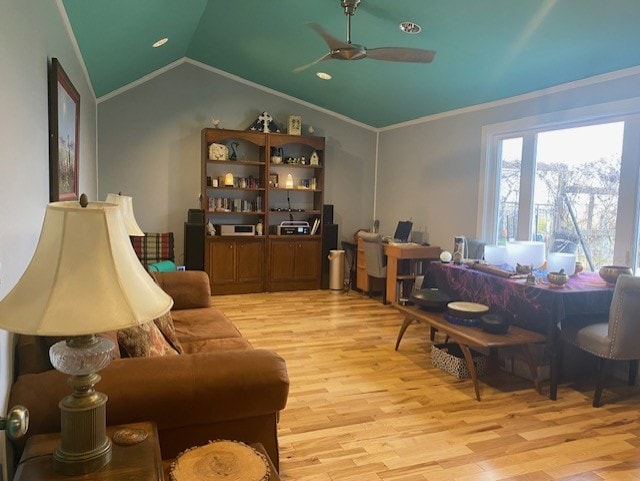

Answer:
[256,219,263,236]
[206,221,215,236]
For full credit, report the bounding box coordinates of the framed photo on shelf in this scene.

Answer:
[269,173,279,188]
[48,58,80,201]
[287,115,301,136]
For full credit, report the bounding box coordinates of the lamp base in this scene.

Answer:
[53,374,112,475]
[49,336,115,475]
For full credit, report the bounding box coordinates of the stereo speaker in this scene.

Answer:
[323,204,334,224]
[184,222,205,270]
[321,223,339,289]
[187,209,205,224]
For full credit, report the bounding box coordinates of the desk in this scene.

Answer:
[425,262,615,399]
[356,239,441,303]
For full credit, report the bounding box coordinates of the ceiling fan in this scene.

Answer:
[294,0,436,73]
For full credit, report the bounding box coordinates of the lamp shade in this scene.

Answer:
[0,201,173,335]
[105,193,144,236]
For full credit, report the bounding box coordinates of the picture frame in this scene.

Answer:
[49,58,80,201]
[287,115,301,136]
[269,173,279,188]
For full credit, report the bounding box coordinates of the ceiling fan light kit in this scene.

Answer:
[399,21,422,34]
[294,0,435,73]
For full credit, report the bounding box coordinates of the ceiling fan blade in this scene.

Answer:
[365,47,436,63]
[292,53,332,74]
[307,22,350,51]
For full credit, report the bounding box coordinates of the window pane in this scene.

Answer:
[533,122,624,269]
[497,137,523,244]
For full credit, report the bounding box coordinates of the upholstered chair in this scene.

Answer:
[358,232,387,304]
[560,274,640,407]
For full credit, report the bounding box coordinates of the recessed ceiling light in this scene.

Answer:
[399,22,422,34]
[317,72,332,80]
[152,37,168,48]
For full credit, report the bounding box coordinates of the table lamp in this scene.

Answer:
[0,195,173,475]
[105,192,145,236]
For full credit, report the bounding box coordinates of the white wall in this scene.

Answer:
[97,61,377,260]
[0,0,97,475]
[377,69,640,251]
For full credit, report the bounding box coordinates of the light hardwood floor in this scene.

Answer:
[212,289,640,480]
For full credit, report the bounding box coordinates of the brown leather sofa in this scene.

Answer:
[8,270,289,469]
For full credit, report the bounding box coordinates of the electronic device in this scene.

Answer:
[277,221,311,235]
[184,222,205,270]
[393,220,413,243]
[220,224,256,236]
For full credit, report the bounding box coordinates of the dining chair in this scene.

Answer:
[358,232,387,304]
[560,274,640,407]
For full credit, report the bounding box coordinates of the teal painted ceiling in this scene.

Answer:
[62,0,640,128]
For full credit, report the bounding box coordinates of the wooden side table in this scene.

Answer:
[162,442,281,481]
[13,421,163,481]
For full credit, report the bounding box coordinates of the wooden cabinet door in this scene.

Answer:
[208,241,236,285]
[295,240,320,281]
[237,239,264,284]
[270,240,296,282]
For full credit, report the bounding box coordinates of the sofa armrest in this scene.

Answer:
[9,349,289,450]
[151,271,212,309]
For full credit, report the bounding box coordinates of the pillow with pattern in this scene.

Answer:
[118,321,179,358]
[153,311,183,354]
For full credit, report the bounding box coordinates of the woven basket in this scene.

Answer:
[431,343,487,380]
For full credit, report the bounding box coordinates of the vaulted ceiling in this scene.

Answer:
[62,0,640,128]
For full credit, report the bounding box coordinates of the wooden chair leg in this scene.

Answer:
[629,360,638,386]
[382,279,387,305]
[395,317,416,351]
[593,357,607,408]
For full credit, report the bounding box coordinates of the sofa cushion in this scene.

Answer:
[180,337,253,354]
[172,308,244,343]
[151,271,211,310]
[118,321,180,358]
[154,311,184,354]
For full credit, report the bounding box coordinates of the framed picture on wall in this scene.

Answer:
[49,58,80,201]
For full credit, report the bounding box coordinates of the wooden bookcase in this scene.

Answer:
[201,128,325,293]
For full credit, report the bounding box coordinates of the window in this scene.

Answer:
[479,100,640,271]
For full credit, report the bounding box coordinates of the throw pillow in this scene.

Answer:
[153,311,183,354]
[118,321,179,358]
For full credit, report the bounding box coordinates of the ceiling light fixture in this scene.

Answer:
[317,72,332,80]
[152,37,168,48]
[399,22,422,34]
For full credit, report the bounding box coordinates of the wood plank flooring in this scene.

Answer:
[212,290,640,480]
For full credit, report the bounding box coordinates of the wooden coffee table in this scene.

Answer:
[396,304,546,401]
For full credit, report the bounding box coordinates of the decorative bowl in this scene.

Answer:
[515,263,532,275]
[547,270,568,287]
[599,265,632,285]
[480,314,510,334]
[447,301,489,319]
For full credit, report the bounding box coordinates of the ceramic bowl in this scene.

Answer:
[547,270,568,287]
[480,314,510,334]
[599,265,632,285]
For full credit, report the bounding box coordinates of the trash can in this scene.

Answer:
[328,249,345,293]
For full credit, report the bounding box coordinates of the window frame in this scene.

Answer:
[478,98,640,268]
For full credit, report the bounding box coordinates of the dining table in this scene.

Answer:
[424,261,615,400]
